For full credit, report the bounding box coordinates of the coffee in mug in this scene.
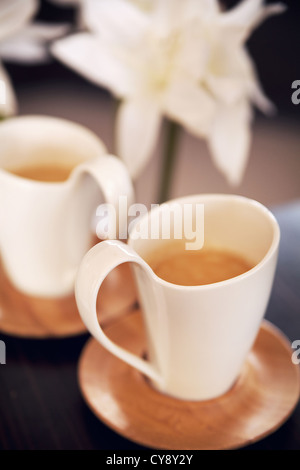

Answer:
[145,241,253,286]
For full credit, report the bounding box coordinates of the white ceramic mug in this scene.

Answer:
[75,194,280,401]
[0,115,134,297]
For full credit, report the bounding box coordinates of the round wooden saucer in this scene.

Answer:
[0,259,137,338]
[78,310,300,450]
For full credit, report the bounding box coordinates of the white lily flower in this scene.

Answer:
[0,0,69,117]
[0,0,36,116]
[0,61,17,116]
[52,0,285,185]
[0,23,70,64]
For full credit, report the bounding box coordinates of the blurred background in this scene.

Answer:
[4,0,300,208]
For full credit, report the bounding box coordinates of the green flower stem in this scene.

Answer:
[112,98,121,155]
[158,119,181,204]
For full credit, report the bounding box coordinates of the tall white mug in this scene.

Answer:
[0,115,134,298]
[75,195,280,401]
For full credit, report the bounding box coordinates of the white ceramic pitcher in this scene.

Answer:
[0,115,134,297]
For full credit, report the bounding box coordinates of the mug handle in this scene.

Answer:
[75,240,164,386]
[75,154,135,232]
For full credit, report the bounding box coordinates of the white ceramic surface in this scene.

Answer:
[0,115,134,297]
[75,194,280,401]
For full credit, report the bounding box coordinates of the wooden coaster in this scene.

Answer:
[0,259,137,338]
[78,310,300,450]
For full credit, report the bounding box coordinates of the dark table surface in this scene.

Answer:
[1,200,300,451]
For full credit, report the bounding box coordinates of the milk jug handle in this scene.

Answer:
[76,154,135,230]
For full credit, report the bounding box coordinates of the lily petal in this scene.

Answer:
[238,47,275,114]
[117,99,162,178]
[52,33,136,98]
[221,0,263,25]
[207,99,252,186]
[175,23,209,82]
[251,3,287,32]
[220,0,286,43]
[83,0,149,46]
[153,0,219,36]
[0,0,38,42]
[187,0,220,20]
[206,42,274,114]
[249,78,275,115]
[0,62,17,116]
[205,46,254,105]
[205,72,248,106]
[164,79,216,138]
[0,23,70,63]
[152,0,186,35]
[128,0,154,12]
